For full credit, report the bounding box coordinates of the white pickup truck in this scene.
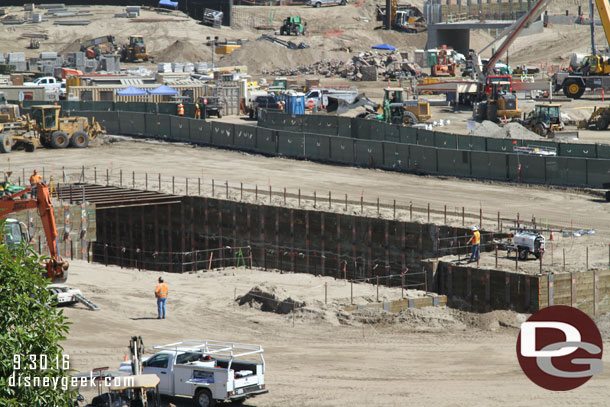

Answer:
[24,76,62,93]
[120,340,268,407]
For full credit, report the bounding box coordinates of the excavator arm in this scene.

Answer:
[594,0,610,51]
[0,183,68,283]
[326,93,381,115]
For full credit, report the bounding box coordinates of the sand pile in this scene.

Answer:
[474,120,540,140]
[237,283,305,314]
[155,40,212,63]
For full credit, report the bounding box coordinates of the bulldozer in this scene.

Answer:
[280,16,307,36]
[521,103,570,137]
[327,88,430,125]
[578,105,610,130]
[120,35,149,62]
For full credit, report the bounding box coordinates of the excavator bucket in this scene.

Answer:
[326,97,350,115]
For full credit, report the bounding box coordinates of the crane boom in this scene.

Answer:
[594,0,610,49]
[475,0,552,80]
[0,183,68,282]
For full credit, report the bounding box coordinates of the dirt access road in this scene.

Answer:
[63,260,610,407]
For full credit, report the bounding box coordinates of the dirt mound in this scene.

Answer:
[237,284,305,314]
[155,39,212,63]
[474,120,539,140]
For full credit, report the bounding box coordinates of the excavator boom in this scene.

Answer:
[0,182,68,282]
[594,0,610,50]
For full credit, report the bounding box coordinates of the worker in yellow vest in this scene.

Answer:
[194,103,201,119]
[155,277,169,319]
[177,103,184,116]
[467,226,481,263]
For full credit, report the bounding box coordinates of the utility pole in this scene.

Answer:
[591,0,597,55]
[386,0,392,29]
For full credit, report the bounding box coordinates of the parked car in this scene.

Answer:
[249,95,281,119]
[307,0,347,7]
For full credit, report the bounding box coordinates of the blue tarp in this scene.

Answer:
[116,86,147,96]
[148,85,179,96]
[158,0,179,9]
[372,43,396,51]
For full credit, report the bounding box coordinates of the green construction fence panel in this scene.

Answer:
[457,135,486,151]
[94,101,115,111]
[278,131,305,158]
[144,113,158,136]
[189,119,211,145]
[558,142,597,159]
[399,126,417,145]
[384,124,401,143]
[369,121,386,141]
[304,133,331,161]
[437,148,470,177]
[508,155,546,184]
[264,111,287,130]
[255,128,278,155]
[417,128,435,147]
[210,122,235,147]
[61,101,81,112]
[486,138,517,153]
[115,102,147,113]
[352,118,373,140]
[145,103,158,113]
[337,117,351,139]
[434,132,458,149]
[408,145,438,173]
[330,136,354,164]
[79,101,96,111]
[522,140,557,151]
[118,111,144,136]
[158,103,178,116]
[88,111,119,135]
[273,114,303,133]
[470,151,508,180]
[382,142,409,171]
[545,157,587,186]
[234,124,257,151]
[157,114,172,139]
[170,115,190,142]
[354,139,383,168]
[597,144,610,159]
[183,103,196,119]
[308,115,338,136]
[586,159,610,188]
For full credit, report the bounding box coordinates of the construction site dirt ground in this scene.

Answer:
[64,260,610,406]
[5,137,609,271]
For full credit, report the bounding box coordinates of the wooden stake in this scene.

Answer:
[325,282,327,305]
[393,200,396,220]
[376,275,379,302]
[298,188,301,207]
[377,197,380,216]
[563,248,566,271]
[145,173,148,190]
[158,173,161,191]
[495,245,498,268]
[360,196,363,213]
[345,194,348,211]
[186,178,188,196]
[328,191,331,209]
[172,176,175,194]
[269,185,272,203]
[132,171,135,189]
[410,202,413,221]
[444,204,447,224]
[427,203,430,223]
[462,206,465,226]
[241,182,243,201]
[199,178,201,196]
[284,187,287,205]
[350,280,353,305]
[314,191,316,208]
[208,252,214,271]
[226,181,229,199]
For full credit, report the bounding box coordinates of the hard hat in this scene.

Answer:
[158,277,164,282]
[472,226,478,231]
[33,169,37,174]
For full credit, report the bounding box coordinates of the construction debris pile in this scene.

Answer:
[261,51,421,81]
[473,120,540,140]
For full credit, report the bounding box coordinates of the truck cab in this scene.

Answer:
[120,340,268,407]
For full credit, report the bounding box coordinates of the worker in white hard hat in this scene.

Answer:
[467,226,480,263]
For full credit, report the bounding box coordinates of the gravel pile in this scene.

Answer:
[473,120,540,140]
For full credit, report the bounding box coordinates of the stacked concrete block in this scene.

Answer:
[125,6,140,16]
[84,58,99,73]
[157,63,172,73]
[171,63,184,73]
[184,63,195,73]
[195,62,209,73]
[7,53,26,71]
[99,55,120,73]
[0,54,5,64]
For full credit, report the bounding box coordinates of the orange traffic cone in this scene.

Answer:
[550,229,554,241]
[124,354,128,361]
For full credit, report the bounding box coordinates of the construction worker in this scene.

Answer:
[177,103,184,117]
[194,103,201,119]
[30,169,42,198]
[154,277,169,319]
[467,226,481,263]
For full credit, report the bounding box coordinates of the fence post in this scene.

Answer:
[427,203,430,222]
[410,201,413,221]
[227,181,230,199]
[462,206,465,226]
[350,280,353,305]
[328,191,331,209]
[132,171,135,189]
[158,173,161,191]
[345,194,348,211]
[393,200,396,220]
[120,169,122,187]
[325,282,327,305]
[376,275,379,302]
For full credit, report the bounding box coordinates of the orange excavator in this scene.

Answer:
[0,182,68,283]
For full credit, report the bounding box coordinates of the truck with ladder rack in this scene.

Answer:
[119,339,268,407]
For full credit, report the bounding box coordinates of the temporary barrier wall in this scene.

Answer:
[67,110,610,189]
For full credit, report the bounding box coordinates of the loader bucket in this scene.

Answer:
[326,97,350,115]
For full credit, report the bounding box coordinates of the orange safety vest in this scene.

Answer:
[155,283,168,298]
[177,104,184,116]
[473,230,480,245]
[30,174,42,184]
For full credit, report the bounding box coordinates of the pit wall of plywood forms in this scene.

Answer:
[92,195,488,277]
[62,109,610,189]
[430,261,610,317]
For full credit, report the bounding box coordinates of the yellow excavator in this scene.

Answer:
[120,35,149,62]
[376,0,426,33]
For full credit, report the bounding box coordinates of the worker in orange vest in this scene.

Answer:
[30,169,42,198]
[194,103,201,119]
[177,103,184,117]
[155,277,169,319]
[467,226,481,263]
